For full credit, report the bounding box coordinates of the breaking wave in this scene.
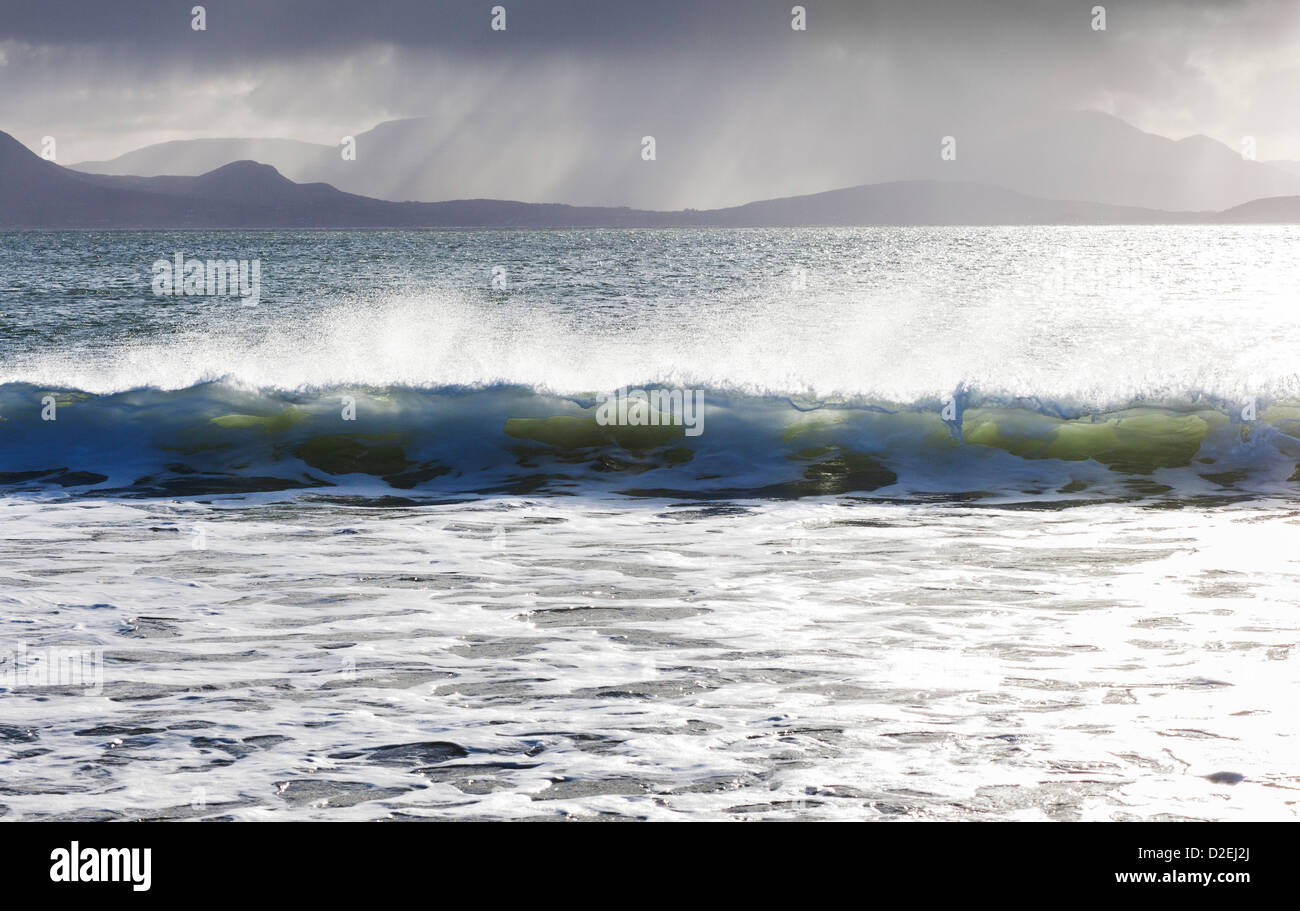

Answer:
[2,380,1298,501]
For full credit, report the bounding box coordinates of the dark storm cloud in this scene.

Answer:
[4,0,797,59]
[0,0,1262,61]
[2,0,1298,206]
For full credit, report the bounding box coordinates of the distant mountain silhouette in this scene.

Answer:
[2,135,661,228]
[70,111,1300,213]
[930,111,1300,212]
[6,128,1298,228]
[73,137,335,183]
[695,181,1179,226]
[1263,160,1300,180]
[1217,195,1300,223]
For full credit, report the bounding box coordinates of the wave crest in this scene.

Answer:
[2,381,1298,501]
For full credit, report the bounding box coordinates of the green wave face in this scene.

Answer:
[962,408,1216,472]
[504,416,685,451]
[1,382,1298,500]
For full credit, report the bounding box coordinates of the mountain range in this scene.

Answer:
[69,111,1300,214]
[6,117,1300,228]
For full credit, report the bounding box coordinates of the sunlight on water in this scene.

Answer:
[3,227,1300,404]
[1,228,1298,820]
[1,494,1297,820]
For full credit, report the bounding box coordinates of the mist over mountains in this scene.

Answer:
[7,113,1300,229]
[69,111,1300,215]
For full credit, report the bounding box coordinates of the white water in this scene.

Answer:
[2,493,1297,820]
[4,227,1300,407]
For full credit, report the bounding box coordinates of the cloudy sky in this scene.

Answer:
[2,0,1299,207]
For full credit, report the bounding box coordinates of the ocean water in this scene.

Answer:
[1,227,1298,820]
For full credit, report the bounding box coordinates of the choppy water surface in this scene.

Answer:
[2,227,1299,820]
[3,494,1298,821]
